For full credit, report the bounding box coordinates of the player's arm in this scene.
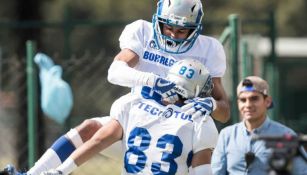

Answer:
[189,116,219,175]
[189,149,213,175]
[108,49,178,102]
[189,118,217,175]
[107,48,158,87]
[50,119,123,175]
[114,48,139,67]
[211,77,230,123]
[107,20,158,87]
[71,119,122,165]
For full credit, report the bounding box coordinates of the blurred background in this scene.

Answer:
[0,0,307,174]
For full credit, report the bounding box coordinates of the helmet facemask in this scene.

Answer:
[198,75,214,98]
[152,0,203,54]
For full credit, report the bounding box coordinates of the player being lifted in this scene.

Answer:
[3,0,229,174]
[42,59,219,175]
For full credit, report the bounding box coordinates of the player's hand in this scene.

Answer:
[40,169,63,175]
[181,97,216,121]
[152,77,179,103]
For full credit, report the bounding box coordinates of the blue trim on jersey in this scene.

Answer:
[51,136,76,162]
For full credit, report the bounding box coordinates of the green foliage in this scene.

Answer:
[204,0,305,36]
[40,0,154,21]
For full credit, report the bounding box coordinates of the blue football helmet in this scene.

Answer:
[152,0,204,54]
[166,59,213,98]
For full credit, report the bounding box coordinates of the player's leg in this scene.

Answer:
[27,118,103,175]
[92,118,123,161]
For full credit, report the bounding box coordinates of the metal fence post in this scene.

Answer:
[26,40,38,167]
[219,26,231,45]
[241,39,253,77]
[0,47,2,89]
[229,14,240,123]
[63,5,73,60]
[269,11,278,120]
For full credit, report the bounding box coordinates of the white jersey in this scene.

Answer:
[119,20,226,94]
[110,93,219,175]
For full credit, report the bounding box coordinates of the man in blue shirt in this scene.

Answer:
[211,76,307,175]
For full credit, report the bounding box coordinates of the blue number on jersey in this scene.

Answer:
[125,127,151,173]
[152,134,183,175]
[125,127,183,175]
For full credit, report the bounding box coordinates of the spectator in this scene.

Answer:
[211,76,307,175]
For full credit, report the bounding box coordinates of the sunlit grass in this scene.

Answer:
[73,155,122,175]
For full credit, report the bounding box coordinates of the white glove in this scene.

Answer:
[152,77,179,104]
[181,97,216,121]
[40,169,63,175]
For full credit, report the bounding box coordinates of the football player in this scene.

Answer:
[4,0,229,174]
[41,59,219,175]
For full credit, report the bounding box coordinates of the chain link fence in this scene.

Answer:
[2,13,302,175]
[0,54,25,171]
[0,50,129,174]
[0,14,248,174]
[0,17,232,174]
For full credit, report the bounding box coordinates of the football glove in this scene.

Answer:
[181,97,216,121]
[152,77,179,103]
[40,170,63,175]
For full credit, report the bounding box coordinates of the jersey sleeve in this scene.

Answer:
[206,38,226,78]
[119,20,145,58]
[110,93,140,126]
[193,116,219,153]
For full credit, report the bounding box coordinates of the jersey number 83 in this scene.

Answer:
[124,127,187,175]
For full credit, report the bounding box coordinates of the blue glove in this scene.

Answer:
[181,97,216,121]
[152,77,178,103]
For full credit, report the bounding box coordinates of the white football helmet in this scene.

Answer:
[166,59,213,99]
[152,0,204,54]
